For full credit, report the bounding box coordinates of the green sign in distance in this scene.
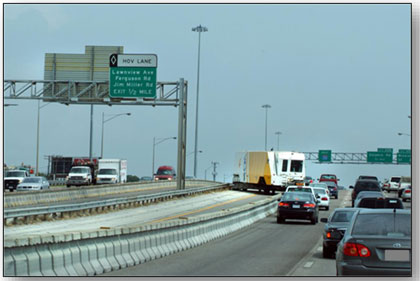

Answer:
[367,151,393,163]
[398,149,411,154]
[397,149,411,164]
[318,150,332,162]
[109,54,157,99]
[378,148,393,153]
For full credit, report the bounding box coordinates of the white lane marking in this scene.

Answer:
[317,246,323,252]
[304,261,314,268]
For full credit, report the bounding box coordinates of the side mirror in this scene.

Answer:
[337,179,340,181]
[320,218,328,223]
[349,185,354,189]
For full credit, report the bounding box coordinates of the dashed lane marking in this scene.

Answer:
[304,261,314,268]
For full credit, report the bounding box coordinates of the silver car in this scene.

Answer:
[401,185,411,202]
[336,208,411,276]
[16,177,50,191]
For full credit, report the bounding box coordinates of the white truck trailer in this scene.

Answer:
[233,151,306,193]
[96,159,127,184]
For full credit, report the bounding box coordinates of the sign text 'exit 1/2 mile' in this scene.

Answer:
[109,54,157,98]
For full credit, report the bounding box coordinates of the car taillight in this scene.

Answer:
[279,202,290,207]
[303,203,315,208]
[343,243,371,257]
[326,232,332,238]
[405,189,411,193]
[322,197,328,201]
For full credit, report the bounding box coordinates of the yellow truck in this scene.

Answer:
[233,151,306,193]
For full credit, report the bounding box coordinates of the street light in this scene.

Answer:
[152,136,177,178]
[275,131,282,151]
[187,150,202,157]
[192,24,208,179]
[397,132,411,137]
[262,104,271,151]
[101,112,131,158]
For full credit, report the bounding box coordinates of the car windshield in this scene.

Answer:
[98,169,117,175]
[352,213,410,237]
[22,177,42,183]
[290,160,303,172]
[321,175,336,180]
[5,171,26,177]
[331,211,355,222]
[282,192,312,201]
[157,169,173,175]
[70,167,90,173]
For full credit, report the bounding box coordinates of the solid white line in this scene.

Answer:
[304,261,314,268]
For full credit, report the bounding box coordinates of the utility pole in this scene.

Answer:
[211,161,219,182]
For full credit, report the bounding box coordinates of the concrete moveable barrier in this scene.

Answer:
[4,194,280,276]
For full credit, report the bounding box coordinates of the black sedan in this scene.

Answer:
[324,181,339,199]
[277,192,319,224]
[336,209,411,276]
[321,208,357,258]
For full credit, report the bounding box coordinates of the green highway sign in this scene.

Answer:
[397,149,411,164]
[378,148,393,153]
[318,150,332,162]
[367,151,393,163]
[109,54,157,98]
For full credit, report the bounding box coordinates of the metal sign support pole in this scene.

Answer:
[177,78,187,190]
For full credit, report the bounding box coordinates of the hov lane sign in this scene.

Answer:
[109,54,157,98]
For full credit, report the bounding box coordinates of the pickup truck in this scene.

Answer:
[4,170,30,192]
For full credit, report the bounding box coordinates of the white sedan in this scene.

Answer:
[313,187,330,210]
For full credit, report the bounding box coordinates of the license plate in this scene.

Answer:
[292,204,300,208]
[385,250,410,261]
[296,182,304,186]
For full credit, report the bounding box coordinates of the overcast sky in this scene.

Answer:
[3,3,413,187]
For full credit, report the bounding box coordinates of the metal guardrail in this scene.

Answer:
[4,183,230,220]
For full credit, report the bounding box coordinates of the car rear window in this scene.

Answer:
[352,213,410,236]
[331,211,355,222]
[282,193,312,201]
[288,187,311,193]
[355,181,380,192]
[321,175,336,180]
[390,177,401,183]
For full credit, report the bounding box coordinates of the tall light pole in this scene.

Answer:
[36,101,51,176]
[152,136,176,179]
[192,24,208,179]
[101,112,131,158]
[262,104,271,151]
[275,131,282,151]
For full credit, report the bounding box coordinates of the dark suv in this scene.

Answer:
[350,179,382,207]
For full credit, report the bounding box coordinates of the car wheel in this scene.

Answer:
[311,216,317,224]
[277,216,285,224]
[387,190,390,193]
[402,198,407,202]
[335,195,338,199]
[325,206,329,211]
[66,185,71,188]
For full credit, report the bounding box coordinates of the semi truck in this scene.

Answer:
[96,159,127,184]
[232,151,306,193]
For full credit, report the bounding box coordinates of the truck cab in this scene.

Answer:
[4,170,30,192]
[66,166,92,187]
[96,168,119,184]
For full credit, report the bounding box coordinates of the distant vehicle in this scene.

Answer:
[353,191,385,208]
[397,176,411,197]
[96,159,127,184]
[323,181,339,199]
[358,175,379,181]
[277,191,319,224]
[336,209,411,276]
[319,174,339,185]
[350,179,381,207]
[16,176,50,191]
[154,166,176,181]
[312,187,330,210]
[4,170,30,192]
[233,151,306,193]
[320,208,357,258]
[304,176,313,186]
[139,176,153,182]
[309,182,330,195]
[401,185,411,202]
[384,176,401,192]
[66,158,99,187]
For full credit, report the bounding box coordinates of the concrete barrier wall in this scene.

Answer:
[4,180,214,208]
[4,194,281,276]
